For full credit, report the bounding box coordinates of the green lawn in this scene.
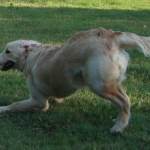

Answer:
[0,0,150,149]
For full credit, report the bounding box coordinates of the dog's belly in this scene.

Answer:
[33,66,84,98]
[52,85,79,98]
[50,68,85,98]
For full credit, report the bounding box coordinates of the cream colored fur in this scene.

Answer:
[0,27,150,134]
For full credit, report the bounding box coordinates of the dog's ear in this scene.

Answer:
[18,40,41,55]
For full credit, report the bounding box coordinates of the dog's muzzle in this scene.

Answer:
[1,61,15,71]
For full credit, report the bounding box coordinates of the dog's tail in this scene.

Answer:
[112,31,150,57]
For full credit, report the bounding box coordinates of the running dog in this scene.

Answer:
[0,27,150,134]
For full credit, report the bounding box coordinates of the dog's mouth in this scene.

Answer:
[1,61,15,71]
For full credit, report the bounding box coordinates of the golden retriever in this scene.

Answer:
[0,27,150,134]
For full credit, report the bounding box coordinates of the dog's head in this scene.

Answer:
[0,40,41,71]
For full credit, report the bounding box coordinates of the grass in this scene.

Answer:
[0,0,150,149]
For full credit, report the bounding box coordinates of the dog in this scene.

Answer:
[0,27,150,134]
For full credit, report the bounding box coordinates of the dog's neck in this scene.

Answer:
[16,56,27,72]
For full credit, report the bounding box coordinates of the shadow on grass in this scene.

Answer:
[1,94,116,134]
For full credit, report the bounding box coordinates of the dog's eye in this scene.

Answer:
[5,49,11,54]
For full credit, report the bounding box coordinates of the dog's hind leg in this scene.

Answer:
[88,80,131,134]
[112,83,130,123]
[86,57,131,133]
[117,83,130,101]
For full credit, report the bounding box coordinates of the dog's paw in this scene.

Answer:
[55,98,64,103]
[112,118,117,123]
[110,126,123,134]
[49,97,64,104]
[0,106,9,114]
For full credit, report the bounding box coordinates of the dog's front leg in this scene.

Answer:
[0,97,49,114]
